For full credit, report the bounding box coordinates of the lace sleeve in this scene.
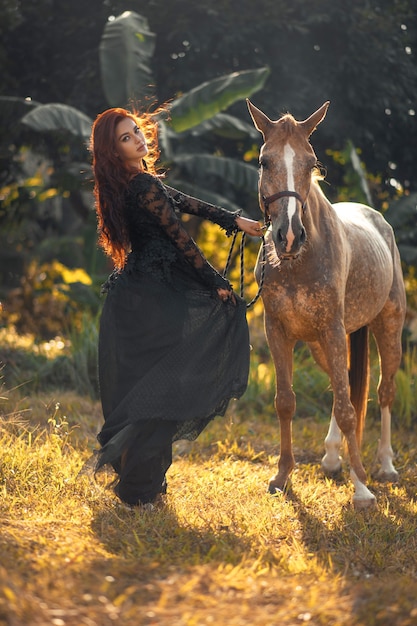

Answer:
[130,175,232,291]
[164,184,241,236]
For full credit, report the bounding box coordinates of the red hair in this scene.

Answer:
[90,107,163,269]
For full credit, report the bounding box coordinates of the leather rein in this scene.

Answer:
[223,227,268,309]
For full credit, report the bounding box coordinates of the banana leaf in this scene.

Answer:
[164,178,243,214]
[169,67,270,133]
[0,96,40,122]
[21,103,93,139]
[99,11,156,108]
[174,154,259,192]
[187,113,260,140]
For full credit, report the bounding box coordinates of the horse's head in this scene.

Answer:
[247,99,329,261]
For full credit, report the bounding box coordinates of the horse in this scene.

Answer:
[247,99,406,510]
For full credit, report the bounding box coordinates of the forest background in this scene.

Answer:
[1,0,417,349]
[0,0,417,342]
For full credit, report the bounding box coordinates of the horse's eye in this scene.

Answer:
[259,159,268,170]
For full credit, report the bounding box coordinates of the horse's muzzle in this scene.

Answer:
[278,252,300,261]
[273,223,306,259]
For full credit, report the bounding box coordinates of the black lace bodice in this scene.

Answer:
[120,172,241,290]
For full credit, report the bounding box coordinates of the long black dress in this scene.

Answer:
[96,173,250,505]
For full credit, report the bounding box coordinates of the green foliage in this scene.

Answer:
[2,0,417,196]
[292,345,333,418]
[0,8,268,312]
[175,153,258,190]
[0,259,100,338]
[66,312,100,398]
[99,11,156,108]
[2,308,416,427]
[169,67,270,133]
[0,314,100,398]
[325,142,373,205]
[241,343,333,421]
[0,8,269,344]
[384,193,417,266]
[8,11,269,205]
[393,344,417,428]
[21,103,93,138]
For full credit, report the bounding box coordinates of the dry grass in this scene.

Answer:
[0,389,417,626]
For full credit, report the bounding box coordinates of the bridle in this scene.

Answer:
[222,192,308,304]
[262,190,307,224]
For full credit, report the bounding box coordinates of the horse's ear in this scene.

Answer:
[247,99,273,138]
[301,101,330,136]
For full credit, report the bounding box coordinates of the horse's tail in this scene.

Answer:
[348,326,370,448]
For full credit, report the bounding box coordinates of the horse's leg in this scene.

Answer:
[370,305,404,482]
[309,342,343,474]
[266,321,296,494]
[378,406,397,481]
[320,326,376,509]
[322,415,343,474]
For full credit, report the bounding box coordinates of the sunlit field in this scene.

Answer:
[2,3,417,624]
[0,321,416,626]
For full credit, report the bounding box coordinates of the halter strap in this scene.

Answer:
[262,190,306,210]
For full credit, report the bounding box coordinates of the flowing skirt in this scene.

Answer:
[95,259,250,500]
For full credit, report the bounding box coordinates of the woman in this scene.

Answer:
[90,107,262,508]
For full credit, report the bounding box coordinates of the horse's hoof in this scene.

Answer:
[321,455,342,476]
[353,495,377,511]
[376,468,399,483]
[268,478,291,496]
[321,463,343,478]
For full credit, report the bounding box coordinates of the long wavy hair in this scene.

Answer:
[90,107,163,269]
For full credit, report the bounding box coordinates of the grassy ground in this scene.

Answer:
[0,388,416,626]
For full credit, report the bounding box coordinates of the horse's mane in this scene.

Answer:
[312,168,325,184]
[311,169,326,195]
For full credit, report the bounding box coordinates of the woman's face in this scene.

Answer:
[114,117,148,167]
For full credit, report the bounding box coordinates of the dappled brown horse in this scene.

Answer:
[247,99,406,509]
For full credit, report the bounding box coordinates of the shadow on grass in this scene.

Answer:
[89,498,253,569]
[283,475,417,625]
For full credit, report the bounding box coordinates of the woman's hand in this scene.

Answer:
[235,215,264,237]
[217,287,236,304]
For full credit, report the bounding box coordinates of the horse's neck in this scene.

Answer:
[300,182,341,253]
[306,182,335,227]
